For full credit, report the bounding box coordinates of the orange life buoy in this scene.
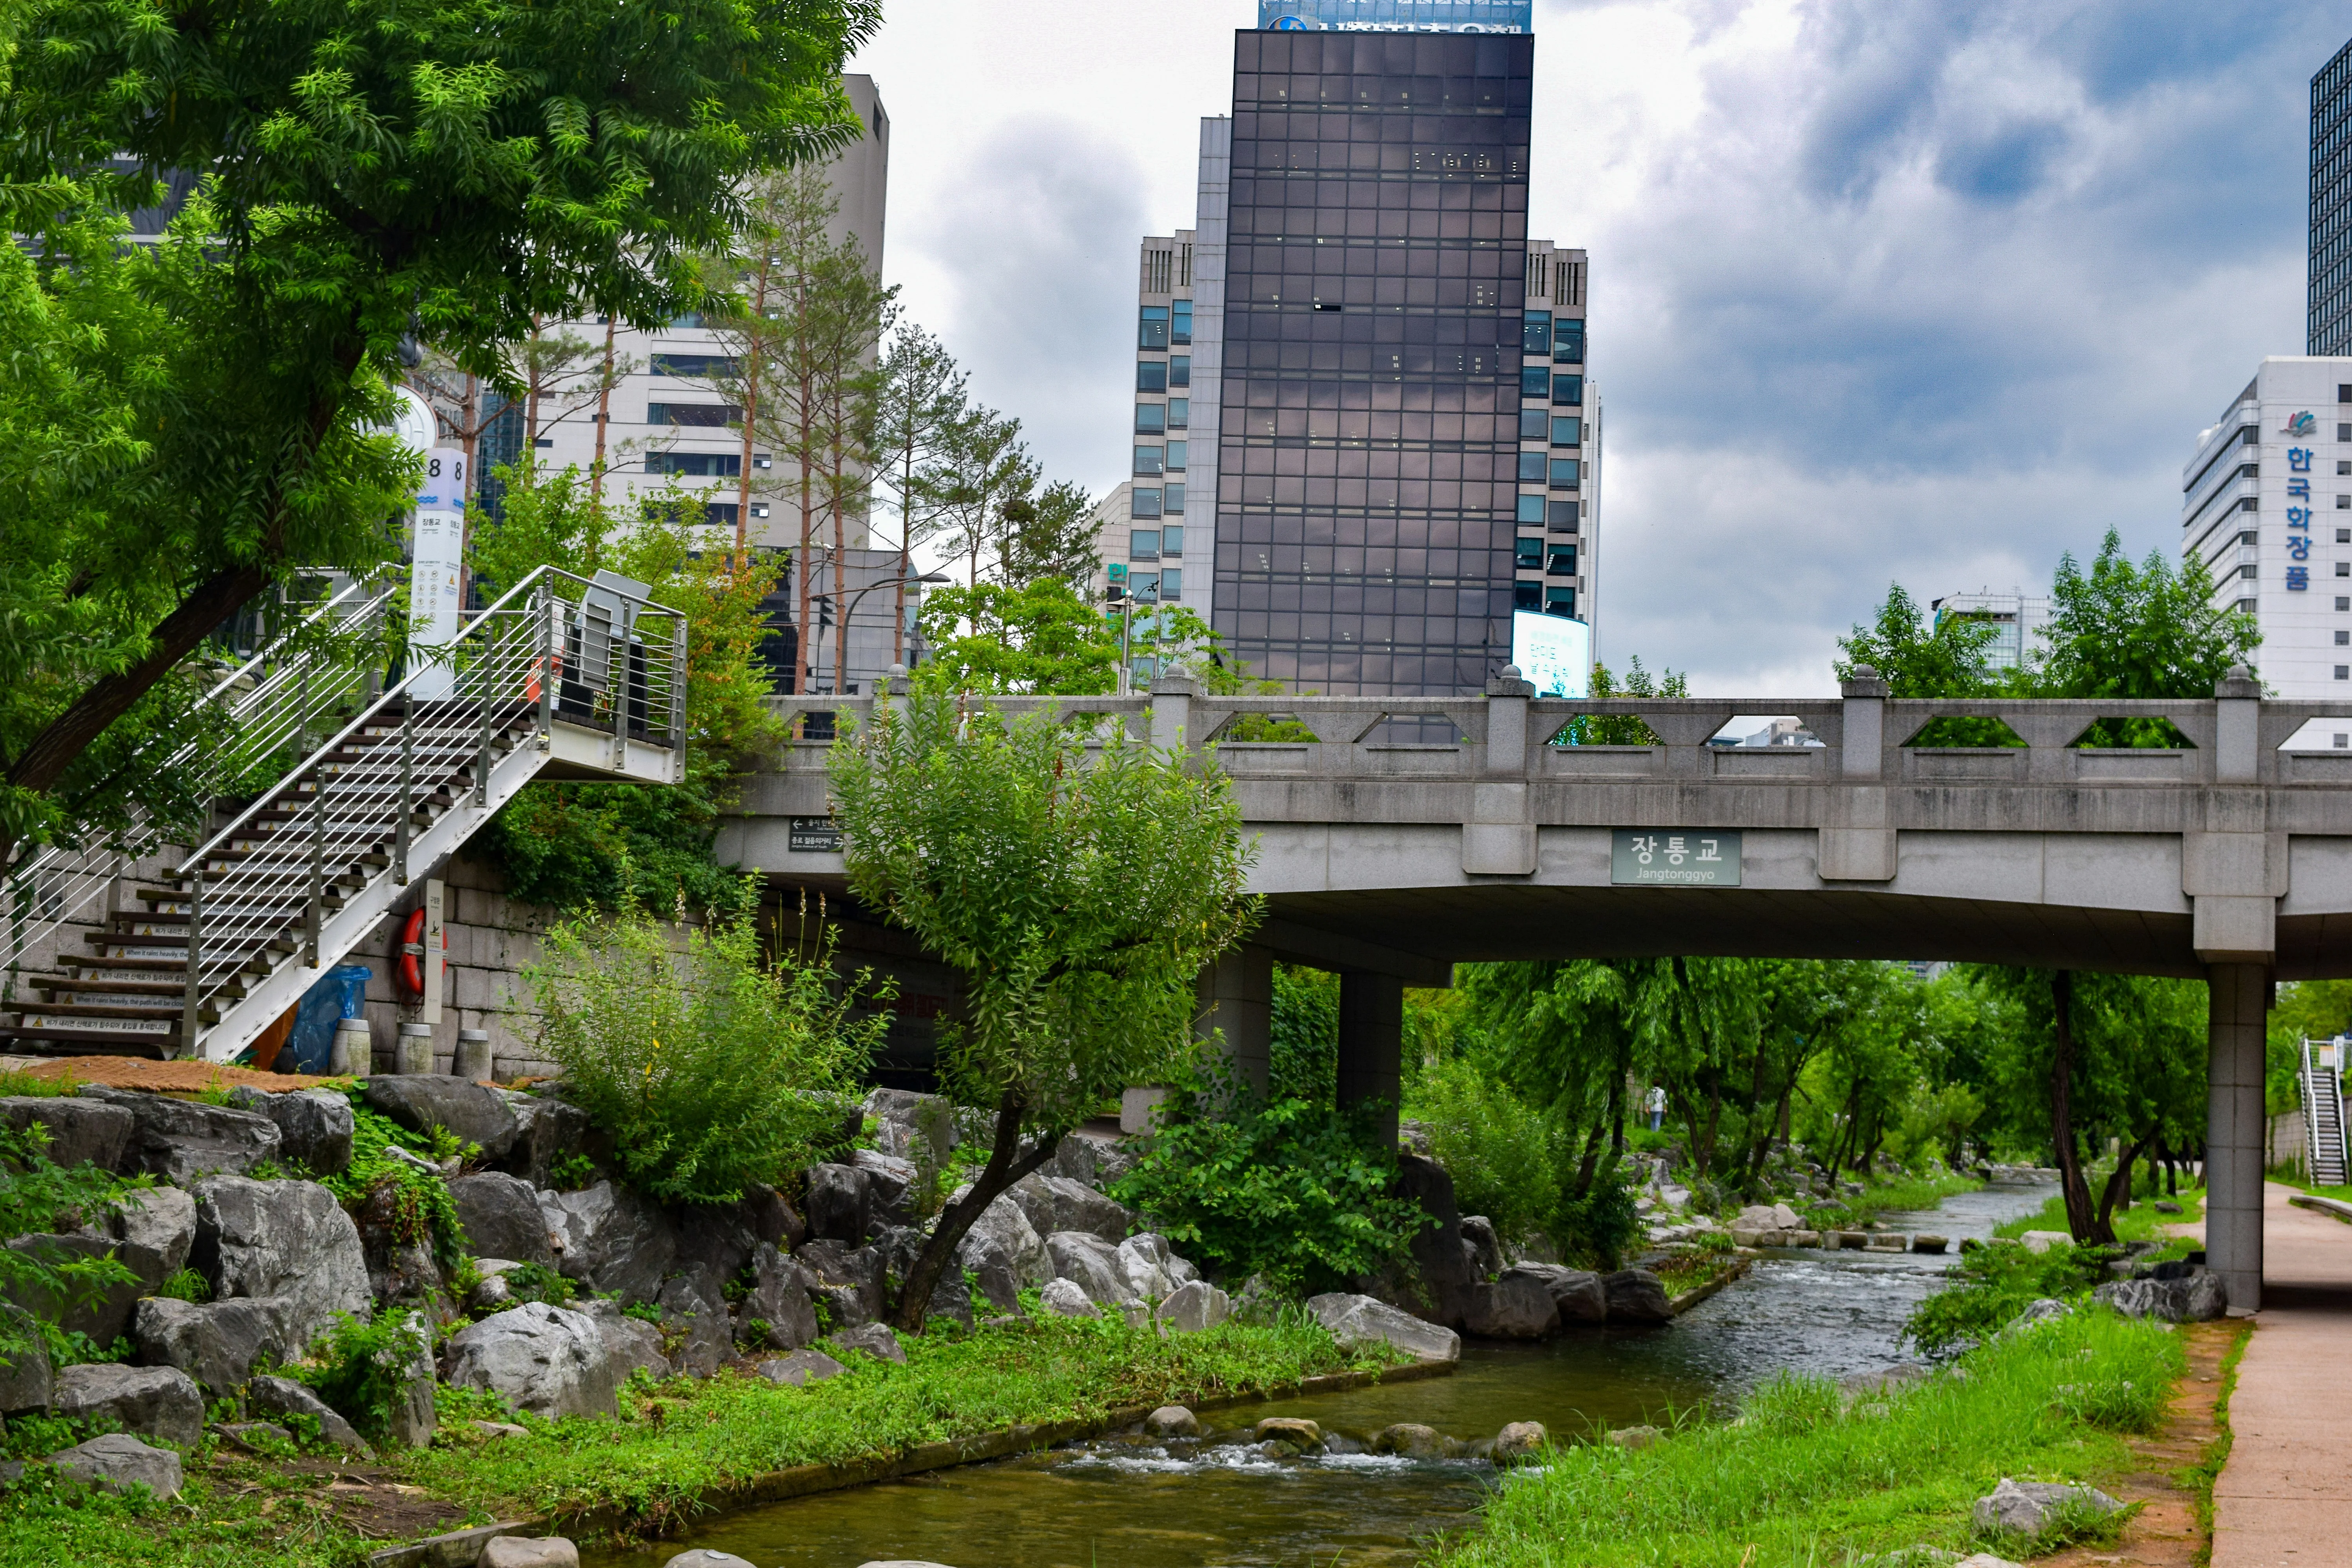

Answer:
[395,907,438,999]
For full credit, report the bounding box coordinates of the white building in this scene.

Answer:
[1929,591,2052,670]
[2181,358,2352,698]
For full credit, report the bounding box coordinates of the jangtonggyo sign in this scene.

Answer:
[1259,0,1532,32]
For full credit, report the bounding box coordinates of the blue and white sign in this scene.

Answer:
[1510,610,1590,699]
[410,448,468,700]
[1260,0,1530,32]
[2288,443,2314,593]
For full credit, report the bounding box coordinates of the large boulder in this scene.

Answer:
[1504,1263,1606,1323]
[655,1269,733,1379]
[589,1308,670,1385]
[225,1087,354,1176]
[450,1174,558,1270]
[947,1192,1048,1286]
[849,1149,919,1227]
[806,1163,873,1245]
[1009,1174,1134,1244]
[1972,1477,2123,1535]
[53,1363,204,1447]
[247,1373,369,1449]
[1039,1278,1097,1317]
[363,1076,519,1160]
[1046,1231,1134,1306]
[1156,1279,1232,1334]
[499,1094,595,1191]
[443,1303,620,1419]
[0,1096,132,1171]
[863,1088,956,1170]
[0,1305,53,1412]
[1053,1126,1140,1188]
[2094,1272,2229,1323]
[47,1432,181,1497]
[1116,1234,1177,1302]
[1465,1272,1560,1339]
[1459,1215,1503,1277]
[1306,1293,1462,1363]
[758,1348,845,1387]
[109,1185,196,1283]
[132,1296,294,1393]
[352,1180,447,1315]
[833,1322,906,1364]
[673,1203,761,1292]
[740,1244,820,1352]
[1602,1269,1673,1325]
[77,1087,281,1183]
[1388,1154,1477,1328]
[795,1239,886,1328]
[949,1225,1025,1314]
[6,1233,149,1345]
[191,1176,371,1343]
[539,1181,674,1305]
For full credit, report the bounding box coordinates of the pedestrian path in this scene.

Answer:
[2211,1180,2352,1568]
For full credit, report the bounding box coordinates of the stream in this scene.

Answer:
[589,1181,2057,1568]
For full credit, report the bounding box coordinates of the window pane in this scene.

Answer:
[1133,570,1160,603]
[1513,581,1541,610]
[1514,537,1542,569]
[1134,445,1164,475]
[1555,319,1585,364]
[1138,361,1168,392]
[1551,416,1581,446]
[1517,451,1546,483]
[1546,544,1577,575]
[1131,528,1161,558]
[1162,524,1185,555]
[1548,457,1580,488]
[1139,306,1170,350]
[1170,355,1191,388]
[1545,585,1577,616]
[1132,487,1163,519]
[1171,300,1193,345]
[1548,499,1579,531]
[1166,440,1188,471]
[1515,493,1546,524]
[1521,312,1551,354]
[1552,373,1583,405]
[1518,407,1547,440]
[1169,397,1190,428]
[1520,365,1549,397]
[1136,402,1166,434]
[1161,566,1183,600]
[1165,483,1186,514]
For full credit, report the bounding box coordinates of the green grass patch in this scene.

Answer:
[1437,1308,2185,1568]
[1992,1183,2204,1248]
[0,1448,377,1568]
[1840,1168,1984,1225]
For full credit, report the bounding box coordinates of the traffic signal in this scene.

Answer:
[814,595,835,630]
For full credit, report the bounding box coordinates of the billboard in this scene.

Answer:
[1259,0,1531,32]
[1510,611,1590,699]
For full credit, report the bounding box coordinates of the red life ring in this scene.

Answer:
[395,907,440,999]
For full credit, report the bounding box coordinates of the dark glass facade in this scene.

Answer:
[2313,36,2352,356]
[1213,29,1531,695]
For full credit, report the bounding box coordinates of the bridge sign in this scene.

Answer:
[1612,830,1741,886]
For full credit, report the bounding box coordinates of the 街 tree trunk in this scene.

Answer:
[2049,970,2107,1244]
[2094,1124,2158,1238]
[890,1090,1064,1334]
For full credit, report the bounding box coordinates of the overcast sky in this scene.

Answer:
[849,1,2346,693]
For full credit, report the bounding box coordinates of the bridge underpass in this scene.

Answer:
[726,665,2352,1312]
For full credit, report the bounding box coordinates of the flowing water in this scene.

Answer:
[588,1181,2056,1568]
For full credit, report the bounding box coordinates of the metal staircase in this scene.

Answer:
[4,567,684,1063]
[2301,1036,2348,1186]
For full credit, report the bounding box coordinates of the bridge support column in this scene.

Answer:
[1336,971,1403,1149]
[2205,961,2269,1310]
[1194,943,1272,1097]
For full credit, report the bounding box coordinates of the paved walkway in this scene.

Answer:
[2212,1180,2352,1568]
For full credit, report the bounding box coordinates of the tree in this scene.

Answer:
[2036,528,2259,744]
[1834,583,2000,697]
[911,581,1122,697]
[828,690,1258,1332]
[0,0,877,873]
[998,481,1102,589]
[1555,657,1689,746]
[869,327,971,666]
[934,411,1040,591]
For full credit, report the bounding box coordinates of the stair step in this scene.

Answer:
[15,1000,219,1023]
[29,977,201,998]
[0,1027,176,1059]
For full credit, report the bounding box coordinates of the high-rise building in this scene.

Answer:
[1927,591,2052,670]
[1106,2,1592,699]
[2180,358,2352,699]
[2312,38,2352,356]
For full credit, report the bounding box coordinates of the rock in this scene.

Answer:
[1145,1404,1200,1437]
[674,1202,761,1287]
[131,1296,294,1393]
[539,1181,674,1305]
[1046,1230,1135,1305]
[850,1148,919,1227]
[656,1271,733,1379]
[1459,1214,1503,1277]
[949,1227,1024,1315]
[590,1309,670,1384]
[863,1087,957,1169]
[6,1232,148,1344]
[661,1554,758,1568]
[109,1184,196,1283]
[1156,1279,1232,1334]
[247,1373,369,1449]
[1372,1422,1448,1457]
[955,1194,1047,1287]
[2153,1199,2183,1215]
[450,1174,558,1270]
[2002,1298,2071,1334]
[758,1348,846,1387]
[1305,1292,1462,1363]
[76,1086,281,1183]
[480,1538,581,1568]
[386,1309,437,1448]
[795,1238,886,1328]
[1053,1126,1139,1188]
[0,1305,53,1412]
[740,1243,820,1352]
[190,1176,371,1344]
[1604,1424,1661,1450]
[1389,1153,1478,1327]
[225,1087,354,1175]
[1911,1234,1949,1254]
[0,1096,133,1172]
[501,1095,596,1192]
[1953,1555,2024,1568]
[2019,1230,2073,1254]
[1515,1263,1606,1323]
[1256,1416,1321,1447]
[1492,1420,1547,1463]
[1971,1477,2124,1535]
[806,1163,873,1244]
[1008,1173,1134,1244]
[470,1420,529,1439]
[47,1432,181,1497]
[1465,1272,1560,1339]
[1039,1278,1098,1317]
[214,1420,293,1450]
[52,1363,204,1447]
[832,1322,906,1364]
[1115,1234,1176,1301]
[362,1076,520,1161]
[443,1303,621,1420]
[2094,1272,2229,1323]
[1601,1269,1673,1324]
[352,1179,446,1314]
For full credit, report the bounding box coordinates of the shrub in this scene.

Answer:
[321,1096,472,1272]
[289,1309,430,1443]
[1269,964,1338,1105]
[0,1123,141,1372]
[1904,1240,2110,1356]
[1407,1054,1559,1242]
[526,893,889,1204]
[502,1261,574,1307]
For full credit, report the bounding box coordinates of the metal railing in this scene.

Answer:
[1,578,401,1005]
[168,568,686,1054]
[2301,1036,2349,1186]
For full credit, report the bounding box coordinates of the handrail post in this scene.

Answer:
[474,615,498,806]
[609,607,628,769]
[395,697,414,886]
[178,868,203,1058]
[305,764,325,968]
[538,588,558,743]
[669,612,687,751]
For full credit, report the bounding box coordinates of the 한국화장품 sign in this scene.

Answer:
[1611,830,1741,887]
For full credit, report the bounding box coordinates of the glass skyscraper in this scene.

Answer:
[2312,36,2352,356]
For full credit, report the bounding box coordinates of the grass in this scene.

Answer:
[0,1307,1392,1563]
[1840,1168,1983,1225]
[1992,1181,2205,1251]
[1437,1307,2186,1568]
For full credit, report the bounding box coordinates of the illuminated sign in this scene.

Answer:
[1259,0,1531,32]
[1509,610,1590,699]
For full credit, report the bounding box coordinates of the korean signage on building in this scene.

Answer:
[2287,441,2315,593]
[1610,830,1742,887]
[788,816,844,853]
[1259,0,1530,32]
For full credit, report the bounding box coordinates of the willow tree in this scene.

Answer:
[828,691,1258,1332]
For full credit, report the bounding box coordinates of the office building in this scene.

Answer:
[2180,358,2352,699]
[1107,2,1591,698]
[1927,591,2051,670]
[2313,38,2352,356]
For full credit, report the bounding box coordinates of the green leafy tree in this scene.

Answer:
[912,580,1122,697]
[0,0,876,873]
[2035,528,2260,744]
[827,689,1258,1331]
[1834,584,2016,746]
[998,481,1103,589]
[869,326,971,668]
[1554,657,1688,746]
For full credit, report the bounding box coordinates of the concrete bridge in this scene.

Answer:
[723,667,2352,1310]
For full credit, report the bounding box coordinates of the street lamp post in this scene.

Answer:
[809,571,949,695]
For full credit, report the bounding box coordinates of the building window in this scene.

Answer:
[704,502,738,526]
[1132,487,1162,519]
[2339,666,2350,680]
[1553,374,1584,405]
[2239,564,2258,578]
[1552,417,1581,447]
[648,353,740,377]
[1550,500,1581,532]
[2340,460,2351,474]
[646,402,742,426]
[1548,544,1577,575]
[1521,365,1550,398]
[1549,458,1581,489]
[1165,483,1185,514]
[2340,429,2352,446]
[1168,398,1189,428]
[2339,384,2352,403]
[1556,320,1586,365]
[1165,440,1187,472]
[1516,494,1546,524]
[1131,528,1160,559]
[2341,561,2351,577]
[2341,529,2352,543]
[1161,525,1184,555]
[753,452,771,469]
[1160,567,1182,601]
[1514,537,1543,570]
[1139,306,1169,350]
[1513,581,1542,611]
[1521,310,1551,355]
[1136,403,1166,434]
[2339,495,2350,508]
[1519,407,1548,441]
[1517,452,1547,483]
[1171,300,1193,346]
[2338,630,2349,646]
[1545,585,1577,617]
[1130,571,1159,603]
[645,451,741,476]
[1137,361,1167,393]
[1170,355,1190,388]
[1134,445,1163,476]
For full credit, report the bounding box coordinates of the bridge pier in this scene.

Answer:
[2207,961,2270,1310]
[1336,971,1404,1147]
[1194,942,1272,1096]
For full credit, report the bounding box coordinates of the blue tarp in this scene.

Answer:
[283,965,371,1074]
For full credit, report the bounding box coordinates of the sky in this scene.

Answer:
[849,0,2348,693]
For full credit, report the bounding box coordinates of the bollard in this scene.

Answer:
[329,1017,370,1077]
[453,1029,493,1082]
[395,1022,435,1076]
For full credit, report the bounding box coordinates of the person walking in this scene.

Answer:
[1645,1084,1666,1132]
